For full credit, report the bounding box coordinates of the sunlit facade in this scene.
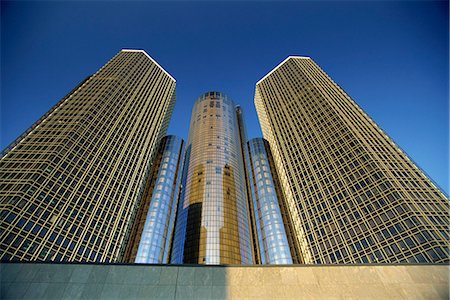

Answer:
[255,56,449,264]
[171,92,254,264]
[3,48,448,267]
[124,136,184,264]
[246,138,301,264]
[0,49,176,262]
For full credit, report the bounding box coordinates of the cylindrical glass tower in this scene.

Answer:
[125,135,184,264]
[171,92,254,264]
[246,138,298,264]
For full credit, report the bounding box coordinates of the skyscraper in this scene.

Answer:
[255,56,449,264]
[124,135,184,264]
[0,49,176,262]
[246,138,302,264]
[171,92,254,265]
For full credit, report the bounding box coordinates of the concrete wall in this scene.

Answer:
[1,263,448,299]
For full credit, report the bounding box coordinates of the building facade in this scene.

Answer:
[124,135,184,264]
[255,56,449,264]
[236,106,261,264]
[171,92,254,265]
[0,49,176,262]
[246,138,302,264]
[2,49,448,266]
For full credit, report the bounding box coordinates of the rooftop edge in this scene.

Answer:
[121,49,176,82]
[256,56,311,86]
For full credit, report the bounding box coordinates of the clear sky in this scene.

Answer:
[1,1,448,194]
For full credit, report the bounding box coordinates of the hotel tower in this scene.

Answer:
[255,56,449,264]
[0,50,176,262]
[171,92,254,264]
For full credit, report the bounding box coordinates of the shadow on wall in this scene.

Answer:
[1,263,449,299]
[0,263,228,299]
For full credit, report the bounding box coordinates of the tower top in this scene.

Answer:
[121,49,176,82]
[256,56,310,86]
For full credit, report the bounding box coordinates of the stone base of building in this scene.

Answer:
[1,262,448,299]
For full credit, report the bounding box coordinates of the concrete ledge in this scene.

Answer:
[1,263,448,299]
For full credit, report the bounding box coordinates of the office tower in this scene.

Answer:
[246,138,301,264]
[171,92,254,265]
[236,106,260,263]
[255,56,449,264]
[0,49,176,262]
[124,135,184,264]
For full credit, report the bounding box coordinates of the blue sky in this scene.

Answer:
[1,1,448,193]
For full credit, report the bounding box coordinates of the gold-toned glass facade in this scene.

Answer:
[255,56,449,264]
[0,49,176,262]
[171,92,254,264]
[125,135,184,264]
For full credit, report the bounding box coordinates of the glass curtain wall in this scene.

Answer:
[125,136,184,263]
[171,92,254,264]
[246,138,296,264]
[255,56,449,264]
[0,50,176,262]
